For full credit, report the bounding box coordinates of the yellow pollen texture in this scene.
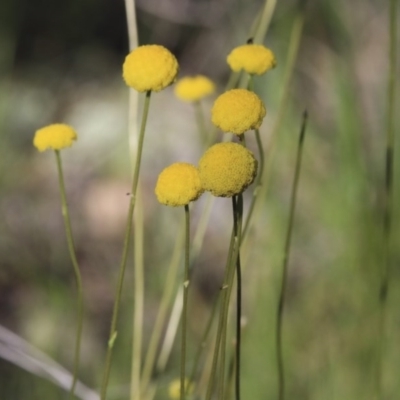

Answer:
[211,89,266,134]
[155,163,203,206]
[33,124,78,152]
[199,142,257,197]
[123,45,179,92]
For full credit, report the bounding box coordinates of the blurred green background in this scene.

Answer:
[0,0,399,399]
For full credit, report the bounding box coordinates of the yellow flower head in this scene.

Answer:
[212,89,266,135]
[199,142,257,197]
[155,163,203,206]
[33,123,77,152]
[168,379,194,400]
[174,75,215,102]
[123,45,179,92]
[227,44,276,75]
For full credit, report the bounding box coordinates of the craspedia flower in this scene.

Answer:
[155,163,203,206]
[168,379,194,400]
[227,44,276,75]
[212,89,266,135]
[123,45,179,92]
[199,142,257,197]
[174,75,215,102]
[33,123,77,152]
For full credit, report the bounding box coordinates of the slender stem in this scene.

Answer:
[253,0,277,44]
[141,221,185,394]
[100,90,152,400]
[377,0,398,397]
[189,292,220,385]
[205,228,236,400]
[242,128,265,239]
[218,195,243,400]
[234,195,243,400]
[54,150,84,400]
[180,205,191,400]
[124,0,138,52]
[276,112,308,400]
[194,101,209,146]
[131,187,144,400]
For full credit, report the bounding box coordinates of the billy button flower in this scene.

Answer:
[101,45,179,400]
[211,89,266,135]
[155,163,202,400]
[227,43,276,75]
[155,163,203,207]
[33,123,77,152]
[199,142,257,197]
[123,44,179,92]
[174,75,215,102]
[33,123,83,399]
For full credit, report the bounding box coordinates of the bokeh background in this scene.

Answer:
[0,0,399,399]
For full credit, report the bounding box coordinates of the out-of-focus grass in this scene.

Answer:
[0,0,399,399]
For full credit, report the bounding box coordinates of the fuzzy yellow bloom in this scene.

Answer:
[227,44,276,75]
[33,124,77,152]
[155,163,203,206]
[174,75,215,102]
[199,142,257,197]
[123,45,179,92]
[168,379,194,400]
[212,89,266,134]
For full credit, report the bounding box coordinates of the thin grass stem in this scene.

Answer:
[141,221,185,395]
[54,150,84,400]
[131,187,144,400]
[276,112,308,400]
[100,90,152,400]
[180,205,191,400]
[189,292,220,386]
[234,195,243,400]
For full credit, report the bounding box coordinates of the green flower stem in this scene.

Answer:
[141,221,185,395]
[180,204,191,400]
[253,0,277,44]
[205,194,243,400]
[233,195,243,400]
[189,292,220,386]
[218,195,243,400]
[377,0,398,397]
[276,112,307,400]
[131,187,144,400]
[100,90,152,400]
[54,150,83,399]
[205,228,236,400]
[194,101,209,146]
[242,128,264,239]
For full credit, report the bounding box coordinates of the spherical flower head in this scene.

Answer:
[155,163,203,207]
[174,75,215,102]
[212,89,266,135]
[199,142,257,197]
[33,123,77,152]
[227,44,276,75]
[123,45,179,92]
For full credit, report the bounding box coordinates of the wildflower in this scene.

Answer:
[123,45,179,92]
[212,89,266,134]
[33,123,77,152]
[227,44,276,75]
[199,142,257,197]
[174,75,215,102]
[155,163,203,206]
[168,378,194,400]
